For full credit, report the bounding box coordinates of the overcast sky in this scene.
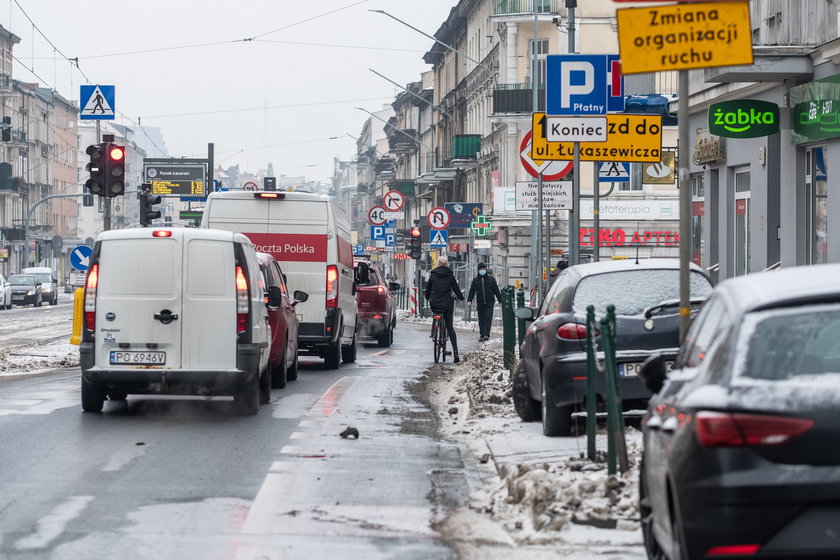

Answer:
[4,0,458,184]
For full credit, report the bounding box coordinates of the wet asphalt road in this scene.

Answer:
[0,322,476,559]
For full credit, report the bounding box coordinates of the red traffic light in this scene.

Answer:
[109,146,125,161]
[410,227,421,237]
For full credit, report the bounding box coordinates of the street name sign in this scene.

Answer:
[144,159,208,197]
[531,113,662,163]
[382,211,404,220]
[616,2,753,74]
[515,181,572,211]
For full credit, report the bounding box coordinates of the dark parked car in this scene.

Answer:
[639,264,840,560]
[514,259,713,436]
[258,253,308,389]
[354,260,399,347]
[9,274,43,307]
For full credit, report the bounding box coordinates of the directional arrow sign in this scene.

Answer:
[383,190,405,211]
[70,245,93,271]
[427,207,450,229]
[368,206,386,225]
[537,115,608,142]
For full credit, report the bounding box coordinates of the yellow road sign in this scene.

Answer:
[530,112,663,163]
[617,1,753,74]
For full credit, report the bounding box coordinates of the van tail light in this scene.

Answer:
[326,265,339,308]
[84,264,98,331]
[557,323,592,340]
[695,411,814,447]
[235,266,249,333]
[706,544,761,556]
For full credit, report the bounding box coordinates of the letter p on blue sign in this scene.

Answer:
[547,54,609,116]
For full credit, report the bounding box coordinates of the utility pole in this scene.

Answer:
[533,8,544,303]
[678,69,691,338]
[567,0,579,265]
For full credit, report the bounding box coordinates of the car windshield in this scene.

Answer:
[572,269,713,316]
[740,304,840,380]
[32,273,51,283]
[10,276,35,286]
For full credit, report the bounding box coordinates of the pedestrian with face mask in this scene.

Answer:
[467,262,502,342]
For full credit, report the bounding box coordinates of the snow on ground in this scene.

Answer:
[0,297,78,378]
[427,335,645,558]
[0,339,78,377]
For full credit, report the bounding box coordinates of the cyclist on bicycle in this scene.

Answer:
[424,256,465,363]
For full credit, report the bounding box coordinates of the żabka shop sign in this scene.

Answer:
[708,100,779,138]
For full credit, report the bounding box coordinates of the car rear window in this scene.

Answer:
[572,269,713,316]
[740,305,840,380]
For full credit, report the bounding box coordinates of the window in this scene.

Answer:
[540,272,572,316]
[806,146,828,264]
[527,39,549,90]
[691,173,705,267]
[680,296,730,368]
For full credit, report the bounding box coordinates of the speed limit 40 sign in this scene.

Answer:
[368,206,386,225]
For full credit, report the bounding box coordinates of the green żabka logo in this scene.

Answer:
[708,100,780,138]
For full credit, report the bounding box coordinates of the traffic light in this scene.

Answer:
[409,226,422,260]
[85,143,106,196]
[139,187,162,227]
[104,143,126,197]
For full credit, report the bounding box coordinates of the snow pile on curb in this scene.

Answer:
[430,339,643,549]
[0,340,78,376]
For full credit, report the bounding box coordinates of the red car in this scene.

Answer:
[258,253,308,389]
[354,261,399,347]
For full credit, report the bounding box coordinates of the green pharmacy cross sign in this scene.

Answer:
[708,100,780,139]
[471,215,491,236]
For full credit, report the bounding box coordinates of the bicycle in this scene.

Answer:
[431,310,447,363]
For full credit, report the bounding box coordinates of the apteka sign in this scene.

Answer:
[708,100,780,138]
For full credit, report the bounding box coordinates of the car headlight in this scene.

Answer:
[27,289,34,295]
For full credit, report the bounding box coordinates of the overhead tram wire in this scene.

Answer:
[140,96,392,120]
[247,0,370,40]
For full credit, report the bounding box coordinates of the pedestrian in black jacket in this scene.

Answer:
[424,256,465,363]
[467,262,502,342]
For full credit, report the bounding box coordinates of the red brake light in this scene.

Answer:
[326,265,339,308]
[695,411,814,447]
[109,146,124,161]
[707,544,761,556]
[84,264,98,331]
[557,323,589,340]
[255,192,284,199]
[152,230,172,237]
[377,286,386,294]
[235,266,249,333]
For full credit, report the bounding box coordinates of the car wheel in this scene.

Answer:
[512,361,541,422]
[342,330,358,363]
[234,374,260,415]
[324,338,341,369]
[287,349,299,381]
[271,345,288,389]
[541,376,573,437]
[640,463,669,560]
[81,378,106,412]
[376,325,392,348]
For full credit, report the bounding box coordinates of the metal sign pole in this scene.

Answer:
[532,8,542,304]
[593,163,600,262]
[678,69,691,338]
[571,143,580,264]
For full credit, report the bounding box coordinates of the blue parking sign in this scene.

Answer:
[547,54,608,115]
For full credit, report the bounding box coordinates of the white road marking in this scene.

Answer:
[14,495,94,550]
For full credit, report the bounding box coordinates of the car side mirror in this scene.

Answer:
[355,262,370,285]
[266,286,282,309]
[388,282,400,292]
[293,290,309,305]
[514,307,535,321]
[639,353,668,394]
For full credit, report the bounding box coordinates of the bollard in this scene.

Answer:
[516,288,526,347]
[501,285,516,372]
[601,305,629,474]
[585,305,597,461]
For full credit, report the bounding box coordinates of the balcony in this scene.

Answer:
[493,83,545,114]
[451,135,481,159]
[494,0,561,15]
[388,129,418,154]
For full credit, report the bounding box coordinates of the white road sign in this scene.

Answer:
[383,190,405,211]
[368,206,386,225]
[515,181,573,211]
[544,116,607,142]
[382,211,404,220]
[427,207,450,229]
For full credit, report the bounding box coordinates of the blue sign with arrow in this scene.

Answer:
[70,245,94,271]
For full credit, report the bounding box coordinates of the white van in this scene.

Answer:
[79,228,272,414]
[201,190,357,369]
[22,266,58,305]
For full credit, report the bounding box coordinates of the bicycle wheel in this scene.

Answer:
[433,318,444,363]
[432,319,441,363]
[438,320,447,363]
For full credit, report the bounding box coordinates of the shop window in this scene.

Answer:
[691,173,705,267]
[734,168,751,276]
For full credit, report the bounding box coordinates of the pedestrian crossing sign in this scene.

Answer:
[598,161,630,182]
[80,85,115,120]
[429,229,448,247]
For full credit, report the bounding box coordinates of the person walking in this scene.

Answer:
[467,262,502,342]
[424,256,465,363]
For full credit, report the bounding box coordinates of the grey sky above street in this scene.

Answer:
[5,1,458,182]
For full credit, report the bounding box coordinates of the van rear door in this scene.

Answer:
[95,234,184,369]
